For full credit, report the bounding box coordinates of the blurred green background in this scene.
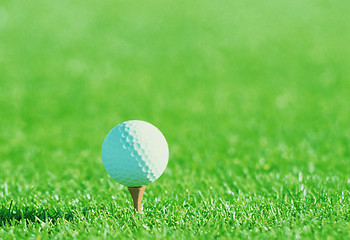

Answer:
[0,0,349,239]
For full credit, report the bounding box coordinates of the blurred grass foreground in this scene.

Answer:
[0,0,350,239]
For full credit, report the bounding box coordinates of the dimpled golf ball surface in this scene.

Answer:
[101,120,169,187]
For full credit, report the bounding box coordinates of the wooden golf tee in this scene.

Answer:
[128,185,146,212]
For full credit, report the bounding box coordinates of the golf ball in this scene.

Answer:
[101,120,169,187]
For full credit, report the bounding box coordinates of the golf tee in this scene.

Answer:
[128,185,146,212]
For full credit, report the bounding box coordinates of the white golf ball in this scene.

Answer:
[101,120,169,187]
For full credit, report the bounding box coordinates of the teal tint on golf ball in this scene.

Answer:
[101,120,169,187]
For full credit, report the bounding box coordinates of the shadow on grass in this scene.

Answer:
[0,200,76,226]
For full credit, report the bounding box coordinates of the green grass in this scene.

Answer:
[1,0,350,239]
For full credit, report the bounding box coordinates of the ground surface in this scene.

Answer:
[0,0,350,239]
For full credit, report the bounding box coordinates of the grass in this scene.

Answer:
[1,0,350,239]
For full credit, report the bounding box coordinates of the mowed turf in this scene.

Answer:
[0,0,350,239]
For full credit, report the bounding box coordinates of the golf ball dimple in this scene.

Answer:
[101,120,169,187]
